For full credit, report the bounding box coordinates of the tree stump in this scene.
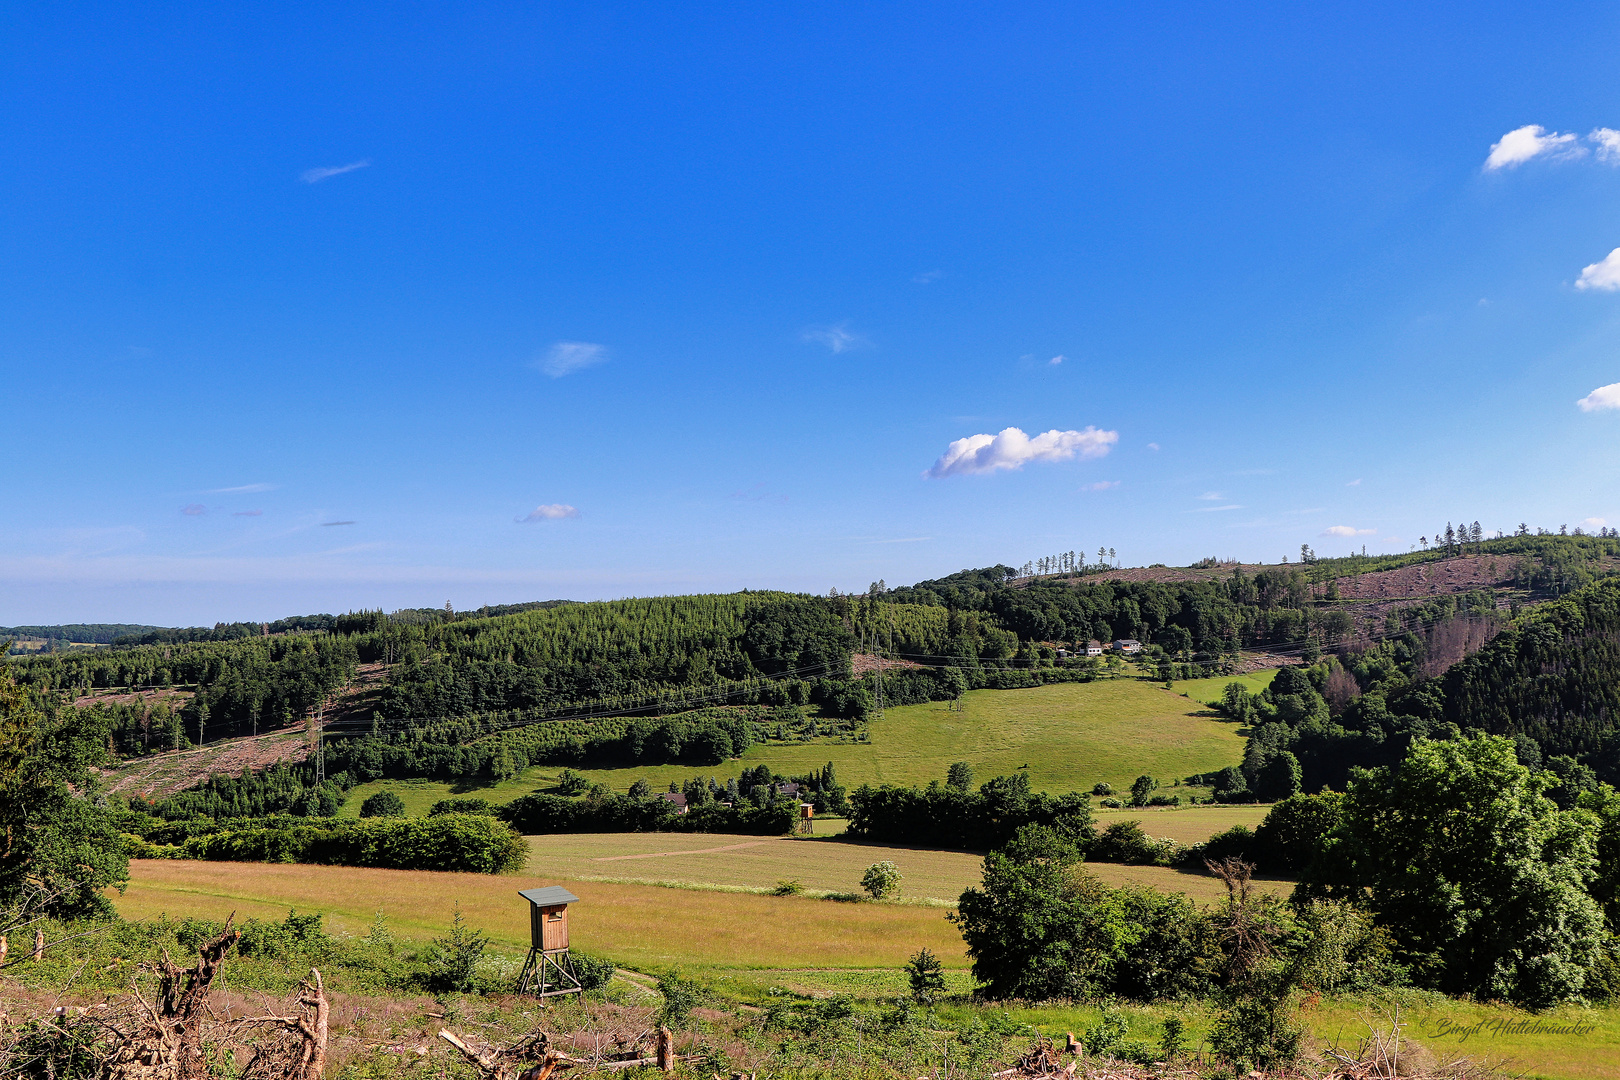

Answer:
[656,1026,675,1074]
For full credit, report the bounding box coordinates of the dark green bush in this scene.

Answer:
[571,950,616,990]
[359,790,405,818]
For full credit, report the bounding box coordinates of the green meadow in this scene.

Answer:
[342,672,1268,815]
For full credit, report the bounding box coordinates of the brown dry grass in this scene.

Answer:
[116,860,971,971]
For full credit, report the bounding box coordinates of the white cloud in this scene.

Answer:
[1346,478,1362,486]
[1581,517,1608,529]
[180,504,206,516]
[300,160,371,183]
[1196,491,1224,501]
[517,504,580,522]
[1146,442,1160,451]
[1576,382,1620,412]
[802,324,868,353]
[1484,125,1581,170]
[1576,249,1620,292]
[232,510,263,517]
[1592,128,1620,162]
[925,426,1118,479]
[1081,480,1120,492]
[207,482,276,494]
[1049,355,1065,365]
[1193,504,1243,513]
[1321,525,1376,537]
[538,341,608,377]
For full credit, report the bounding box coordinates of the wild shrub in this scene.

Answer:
[358,789,404,818]
[861,861,902,900]
[656,973,703,1028]
[425,905,487,994]
[905,947,947,1005]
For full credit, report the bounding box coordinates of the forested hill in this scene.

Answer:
[1220,573,1620,800]
[2,623,163,646]
[1439,576,1620,760]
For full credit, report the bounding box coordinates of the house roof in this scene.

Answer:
[519,886,581,907]
[659,792,688,806]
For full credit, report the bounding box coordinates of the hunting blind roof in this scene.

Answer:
[518,886,581,907]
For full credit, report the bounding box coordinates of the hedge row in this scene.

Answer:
[498,792,798,836]
[129,814,528,874]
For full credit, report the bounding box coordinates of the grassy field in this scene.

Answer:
[343,674,1265,815]
[1094,802,1271,843]
[521,829,1288,904]
[115,859,968,971]
[114,859,1611,1078]
[525,831,982,902]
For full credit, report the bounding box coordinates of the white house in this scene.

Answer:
[1085,639,1104,657]
[1113,638,1142,654]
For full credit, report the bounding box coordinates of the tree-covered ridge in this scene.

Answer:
[1219,574,1620,797]
[0,623,162,645]
[1438,577,1620,756]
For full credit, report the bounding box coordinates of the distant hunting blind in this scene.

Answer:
[516,886,584,999]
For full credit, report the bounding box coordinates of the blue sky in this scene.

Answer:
[4,2,1620,624]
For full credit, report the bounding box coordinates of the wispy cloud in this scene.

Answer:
[300,160,371,183]
[1193,504,1243,513]
[1577,382,1620,412]
[801,324,869,354]
[1581,517,1609,529]
[1196,491,1224,501]
[1346,478,1362,487]
[1484,125,1581,170]
[517,504,580,522]
[1048,355,1065,366]
[1081,480,1120,492]
[320,520,356,527]
[926,426,1118,479]
[1321,525,1376,537]
[1145,442,1161,451]
[180,504,206,516]
[206,482,276,494]
[864,536,932,544]
[1591,128,1620,162]
[1576,249,1620,292]
[912,270,943,284]
[730,483,788,504]
[232,510,263,517]
[538,341,609,377]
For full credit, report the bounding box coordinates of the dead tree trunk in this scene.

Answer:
[238,968,332,1080]
[440,1028,575,1080]
[104,914,240,1080]
[32,927,43,961]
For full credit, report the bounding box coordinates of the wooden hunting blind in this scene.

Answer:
[516,886,584,999]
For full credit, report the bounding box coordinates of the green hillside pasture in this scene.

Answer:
[115,859,967,972]
[1093,802,1271,844]
[1173,666,1279,705]
[340,678,1251,813]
